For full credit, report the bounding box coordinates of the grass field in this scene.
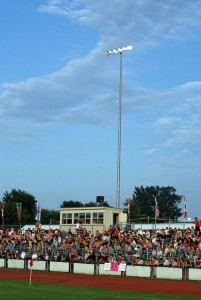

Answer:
[0,280,200,300]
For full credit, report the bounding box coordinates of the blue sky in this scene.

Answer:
[0,0,201,218]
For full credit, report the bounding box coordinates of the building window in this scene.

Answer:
[62,213,72,224]
[74,213,79,224]
[92,212,104,224]
[74,212,91,225]
[86,213,91,224]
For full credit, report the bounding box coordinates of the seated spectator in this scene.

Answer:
[20,251,26,259]
[37,251,44,260]
[145,257,153,266]
[132,256,138,265]
[156,246,163,259]
[177,242,188,259]
[195,258,201,268]
[136,257,144,265]
[76,254,83,262]
[44,254,49,261]
[163,257,170,266]
[185,259,192,268]
[48,252,55,261]
[164,244,171,258]
[172,258,178,267]
[145,229,150,239]
[151,245,157,257]
[32,251,38,260]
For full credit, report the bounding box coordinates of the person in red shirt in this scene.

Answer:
[194,217,200,237]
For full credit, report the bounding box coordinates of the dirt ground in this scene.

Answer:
[0,269,201,297]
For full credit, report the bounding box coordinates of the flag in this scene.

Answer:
[29,259,33,268]
[183,195,187,219]
[126,198,131,222]
[0,202,4,221]
[111,263,119,272]
[16,203,22,222]
[35,202,41,222]
[155,197,159,219]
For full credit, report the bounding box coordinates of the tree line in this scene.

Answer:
[126,185,183,223]
[0,186,183,226]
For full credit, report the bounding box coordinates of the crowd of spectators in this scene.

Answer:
[0,223,201,269]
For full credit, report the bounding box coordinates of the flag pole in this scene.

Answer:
[29,268,32,286]
[126,198,131,223]
[2,202,4,232]
[183,195,187,231]
[154,196,159,230]
[16,203,22,230]
[29,259,33,286]
[20,203,22,230]
[0,202,4,232]
[183,195,185,230]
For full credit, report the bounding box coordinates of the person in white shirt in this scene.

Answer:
[32,252,38,260]
[163,257,170,266]
[21,251,26,259]
[75,221,80,230]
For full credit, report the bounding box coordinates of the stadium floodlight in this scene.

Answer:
[104,45,133,55]
[104,45,133,209]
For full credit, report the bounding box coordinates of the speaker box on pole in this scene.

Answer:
[96,196,104,203]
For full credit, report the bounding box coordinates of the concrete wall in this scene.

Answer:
[27,260,46,271]
[2,259,201,281]
[7,259,25,269]
[50,261,69,273]
[74,263,94,275]
[126,265,150,278]
[0,258,5,268]
[189,268,201,281]
[99,264,122,276]
[157,267,182,280]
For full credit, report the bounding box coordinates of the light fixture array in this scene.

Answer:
[104,45,133,55]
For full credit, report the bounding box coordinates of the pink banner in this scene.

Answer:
[111,263,119,272]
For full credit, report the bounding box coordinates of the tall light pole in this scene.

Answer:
[105,45,133,208]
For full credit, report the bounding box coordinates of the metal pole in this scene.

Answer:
[104,46,132,209]
[20,203,22,230]
[116,52,122,209]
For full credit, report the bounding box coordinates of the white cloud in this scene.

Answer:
[1,0,201,145]
[153,117,181,131]
[38,0,201,47]
[144,148,158,155]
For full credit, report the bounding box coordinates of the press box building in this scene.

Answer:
[59,206,127,234]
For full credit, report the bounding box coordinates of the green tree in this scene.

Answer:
[2,189,37,226]
[41,209,60,224]
[60,200,111,208]
[124,185,182,222]
[84,201,111,207]
[60,200,83,208]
